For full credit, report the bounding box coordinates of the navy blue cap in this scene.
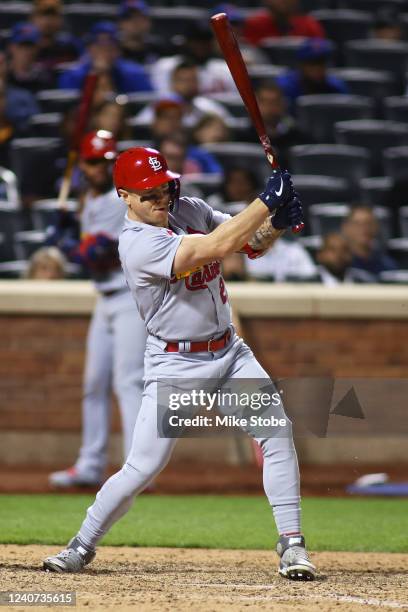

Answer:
[10,22,40,45]
[297,38,333,62]
[119,0,149,18]
[212,4,244,24]
[86,21,119,45]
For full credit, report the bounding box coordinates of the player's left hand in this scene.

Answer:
[272,194,304,231]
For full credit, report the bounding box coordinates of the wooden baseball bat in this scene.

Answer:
[57,72,98,210]
[211,13,304,233]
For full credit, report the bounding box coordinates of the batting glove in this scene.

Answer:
[272,194,305,230]
[258,169,294,213]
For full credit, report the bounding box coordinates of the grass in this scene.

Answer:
[0,495,407,552]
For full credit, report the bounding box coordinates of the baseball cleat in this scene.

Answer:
[49,467,102,488]
[43,537,96,573]
[276,534,316,581]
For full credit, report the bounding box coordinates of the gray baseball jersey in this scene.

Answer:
[119,196,232,341]
[81,187,128,293]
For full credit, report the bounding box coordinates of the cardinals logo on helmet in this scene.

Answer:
[148,156,162,172]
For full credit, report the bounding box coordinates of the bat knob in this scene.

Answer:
[292,222,305,234]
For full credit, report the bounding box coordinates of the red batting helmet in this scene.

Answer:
[113,147,180,192]
[79,130,117,161]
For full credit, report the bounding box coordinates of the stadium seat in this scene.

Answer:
[203,142,272,183]
[373,206,393,242]
[149,7,208,41]
[31,199,78,232]
[259,37,307,69]
[359,176,393,207]
[208,93,246,119]
[387,238,408,268]
[290,144,370,196]
[117,140,151,152]
[63,3,118,36]
[0,261,28,279]
[338,0,406,12]
[344,40,408,82]
[180,174,223,199]
[36,90,80,114]
[14,230,46,261]
[296,94,374,143]
[0,205,27,262]
[309,203,350,235]
[0,2,30,29]
[10,138,63,200]
[329,68,397,100]
[126,118,153,140]
[28,113,62,138]
[248,64,286,88]
[311,9,373,45]
[291,175,350,231]
[399,206,408,238]
[383,97,408,123]
[334,120,408,174]
[117,92,158,116]
[379,270,408,284]
[383,146,408,182]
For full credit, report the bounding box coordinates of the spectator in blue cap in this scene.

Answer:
[58,21,153,100]
[118,0,165,65]
[7,22,53,92]
[276,38,348,113]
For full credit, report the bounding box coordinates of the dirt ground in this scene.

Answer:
[0,546,407,612]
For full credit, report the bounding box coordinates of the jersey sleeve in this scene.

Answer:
[124,230,183,282]
[189,197,232,232]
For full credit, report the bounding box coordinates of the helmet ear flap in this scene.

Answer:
[169,178,180,210]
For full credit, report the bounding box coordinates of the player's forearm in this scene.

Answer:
[206,198,269,258]
[173,198,269,274]
[246,216,285,254]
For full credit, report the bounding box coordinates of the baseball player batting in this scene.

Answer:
[43,146,316,580]
[48,131,147,487]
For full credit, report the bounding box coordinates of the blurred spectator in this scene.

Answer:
[0,82,13,168]
[342,206,397,281]
[25,246,67,279]
[0,49,40,134]
[192,114,231,146]
[160,135,222,175]
[117,0,165,64]
[222,253,247,281]
[276,39,347,112]
[31,0,81,70]
[245,236,317,281]
[58,21,153,102]
[316,233,355,285]
[151,22,236,96]
[91,100,132,141]
[242,81,309,168]
[372,7,402,41]
[138,61,230,128]
[208,167,259,212]
[244,0,325,45]
[150,98,185,144]
[7,22,53,92]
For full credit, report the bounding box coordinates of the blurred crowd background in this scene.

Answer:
[1,0,408,285]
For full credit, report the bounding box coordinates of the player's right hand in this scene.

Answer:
[258,169,294,213]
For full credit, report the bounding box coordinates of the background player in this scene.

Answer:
[43,146,315,580]
[48,131,146,487]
